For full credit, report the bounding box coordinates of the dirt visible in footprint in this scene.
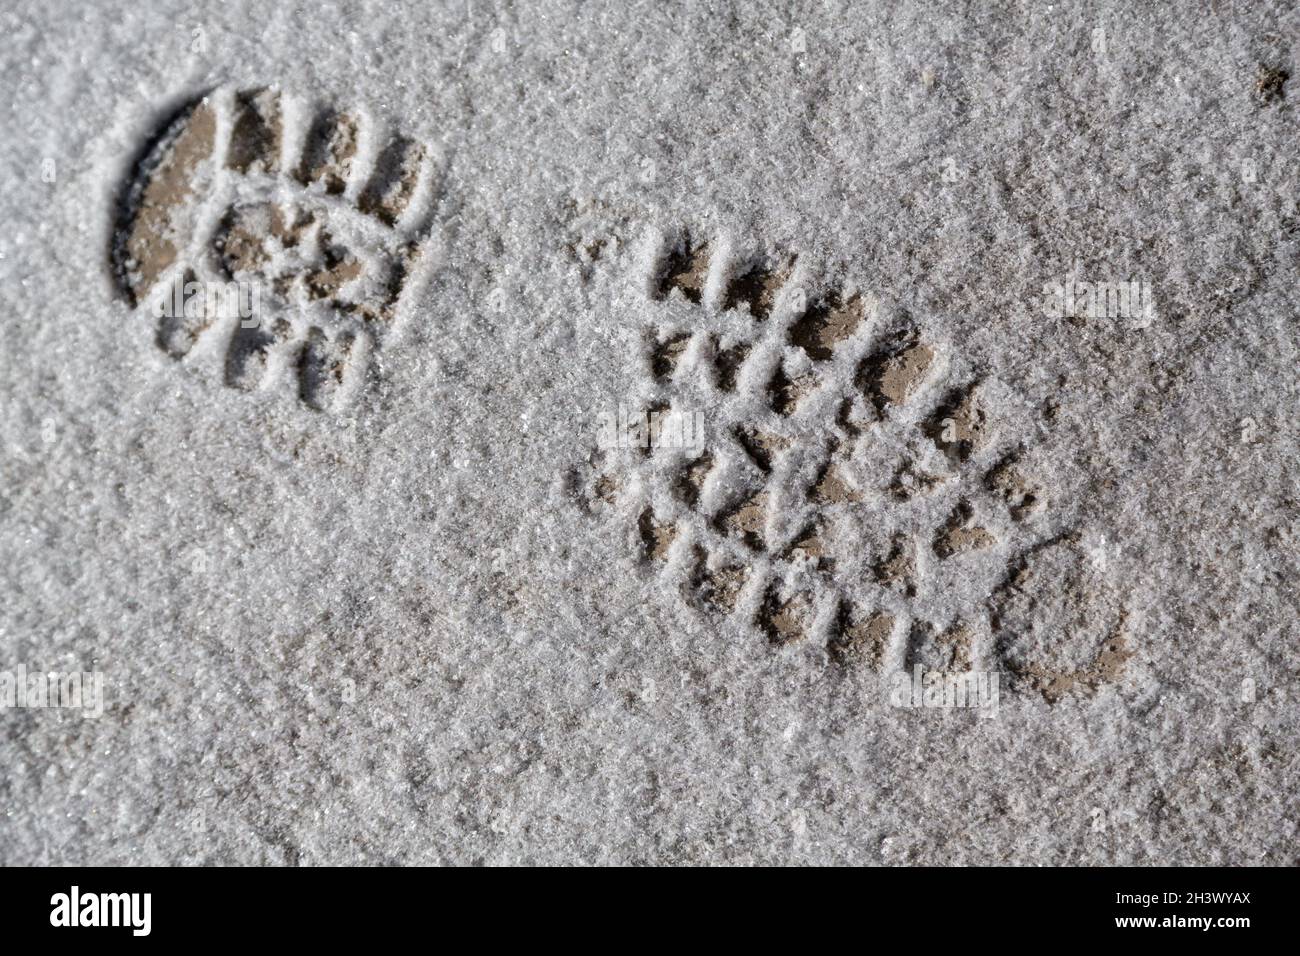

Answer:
[717,489,768,550]
[1021,634,1133,703]
[298,328,354,410]
[770,365,818,417]
[655,235,710,303]
[639,509,678,561]
[593,473,620,505]
[116,99,218,303]
[713,337,751,391]
[735,426,788,473]
[226,88,282,174]
[114,85,438,415]
[758,588,814,645]
[986,456,1045,520]
[358,136,427,225]
[925,384,991,461]
[890,458,947,500]
[676,453,714,506]
[789,293,866,361]
[297,111,359,193]
[155,268,217,359]
[692,550,749,614]
[874,536,917,597]
[906,620,973,672]
[829,607,895,668]
[786,523,830,570]
[809,458,859,505]
[725,259,790,320]
[990,538,1133,702]
[862,341,936,413]
[651,333,692,380]
[1255,65,1289,104]
[933,502,996,558]
[307,239,365,301]
[217,203,314,280]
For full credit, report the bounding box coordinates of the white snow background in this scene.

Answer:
[1,0,1298,864]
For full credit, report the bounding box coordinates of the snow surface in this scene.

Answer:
[1,0,1298,864]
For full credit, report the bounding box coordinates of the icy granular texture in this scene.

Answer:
[0,0,1298,865]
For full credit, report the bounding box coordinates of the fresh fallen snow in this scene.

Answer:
[1,0,1298,864]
